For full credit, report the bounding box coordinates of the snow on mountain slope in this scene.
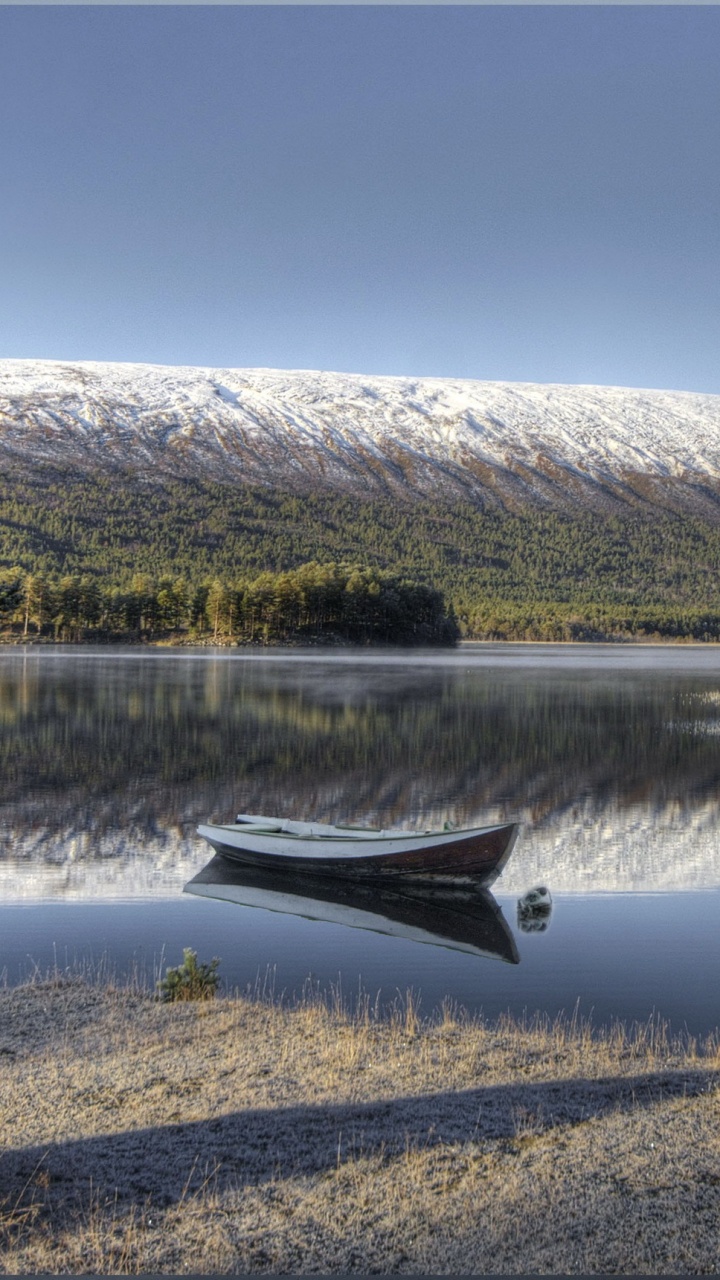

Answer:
[3,358,720,512]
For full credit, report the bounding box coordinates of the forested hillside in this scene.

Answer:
[3,471,720,641]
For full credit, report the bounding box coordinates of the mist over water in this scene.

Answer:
[2,644,720,1031]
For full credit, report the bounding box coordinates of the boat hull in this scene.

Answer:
[197,822,519,883]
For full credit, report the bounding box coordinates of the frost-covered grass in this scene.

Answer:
[2,974,720,1274]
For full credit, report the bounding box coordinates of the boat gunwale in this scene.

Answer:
[202,820,514,845]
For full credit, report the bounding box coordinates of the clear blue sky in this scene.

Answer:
[2,6,720,392]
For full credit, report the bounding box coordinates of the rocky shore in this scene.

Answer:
[2,978,720,1274]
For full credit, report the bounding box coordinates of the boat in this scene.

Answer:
[196,812,519,883]
[185,854,519,964]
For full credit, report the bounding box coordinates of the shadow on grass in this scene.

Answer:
[4,1067,718,1217]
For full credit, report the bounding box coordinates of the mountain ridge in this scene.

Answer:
[4,359,720,517]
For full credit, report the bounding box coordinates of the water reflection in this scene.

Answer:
[184,854,519,964]
[4,648,720,820]
[5,647,720,1029]
[517,886,553,933]
[3,646,720,899]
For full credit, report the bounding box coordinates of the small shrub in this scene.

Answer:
[157,949,220,1003]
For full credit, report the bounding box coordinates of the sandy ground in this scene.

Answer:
[2,978,720,1274]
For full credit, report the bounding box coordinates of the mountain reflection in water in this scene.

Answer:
[184,854,520,965]
[3,645,720,898]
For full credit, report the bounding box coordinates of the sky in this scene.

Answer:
[1,6,720,393]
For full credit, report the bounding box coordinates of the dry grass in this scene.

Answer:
[2,973,720,1274]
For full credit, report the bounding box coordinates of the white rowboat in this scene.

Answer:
[196,813,519,882]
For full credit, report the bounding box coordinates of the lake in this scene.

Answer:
[3,643,720,1034]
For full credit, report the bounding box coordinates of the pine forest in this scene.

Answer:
[3,470,720,643]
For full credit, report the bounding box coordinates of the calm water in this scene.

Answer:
[3,643,720,1033]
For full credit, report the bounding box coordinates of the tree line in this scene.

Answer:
[5,559,720,643]
[463,599,720,643]
[0,560,459,646]
[5,469,720,642]
[5,472,720,616]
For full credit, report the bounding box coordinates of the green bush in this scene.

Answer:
[157,948,221,1002]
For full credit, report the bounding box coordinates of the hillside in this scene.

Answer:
[4,360,720,640]
[4,359,720,516]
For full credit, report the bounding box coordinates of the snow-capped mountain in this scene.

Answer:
[3,358,720,513]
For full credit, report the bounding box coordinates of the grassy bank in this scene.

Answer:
[2,977,720,1274]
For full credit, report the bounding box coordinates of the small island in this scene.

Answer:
[0,561,459,647]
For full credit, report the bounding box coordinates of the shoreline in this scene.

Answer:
[3,633,720,649]
[3,977,720,1274]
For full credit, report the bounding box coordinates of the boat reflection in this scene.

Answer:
[184,854,520,965]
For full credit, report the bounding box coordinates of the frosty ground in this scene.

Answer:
[2,978,720,1275]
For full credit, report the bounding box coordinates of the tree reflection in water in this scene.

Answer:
[2,648,720,864]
